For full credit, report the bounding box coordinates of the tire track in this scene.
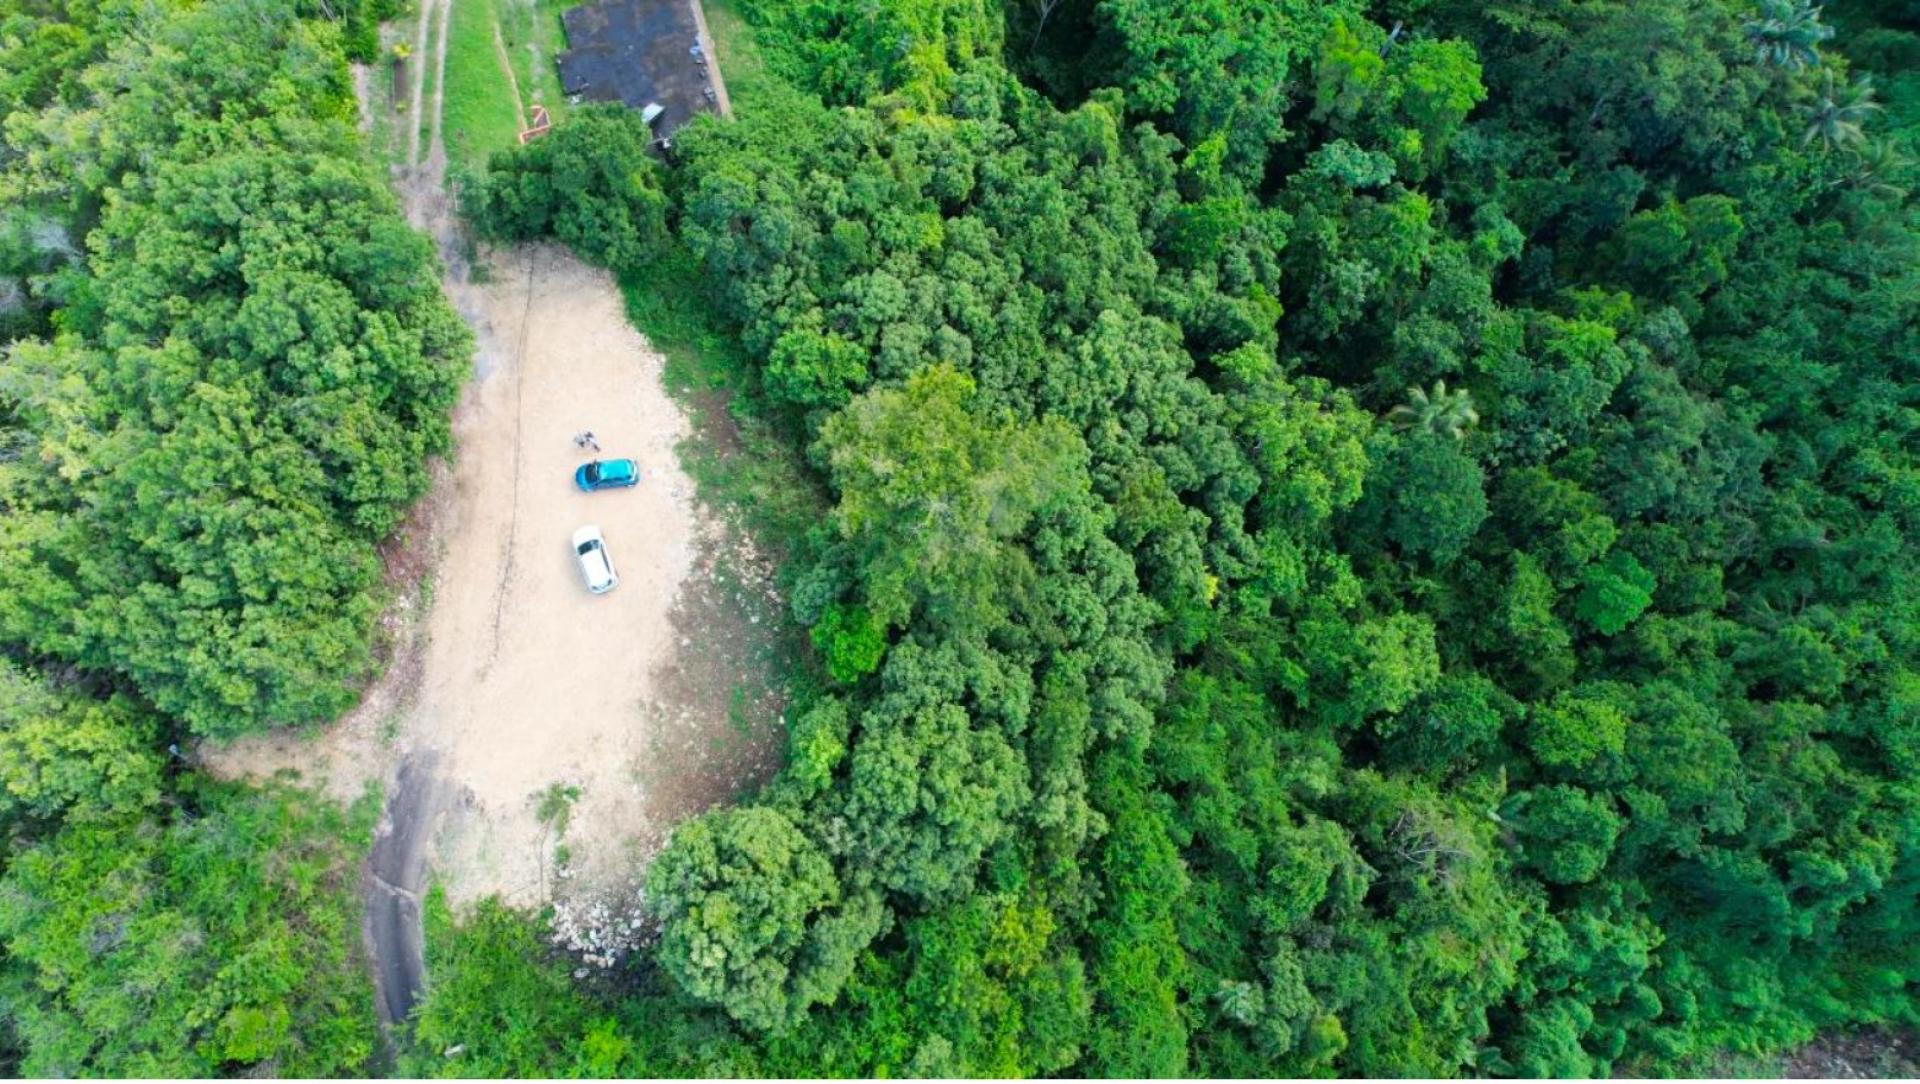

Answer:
[405,0,436,166]
[484,245,539,672]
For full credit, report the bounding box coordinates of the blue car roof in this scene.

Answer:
[601,459,636,480]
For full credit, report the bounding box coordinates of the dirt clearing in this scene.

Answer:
[408,245,703,906]
[204,0,780,1025]
[206,241,786,1010]
[209,243,783,897]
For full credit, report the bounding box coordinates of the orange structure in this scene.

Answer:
[518,104,553,144]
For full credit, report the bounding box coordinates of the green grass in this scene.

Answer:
[703,0,779,110]
[535,781,582,832]
[503,0,573,118]
[441,0,525,174]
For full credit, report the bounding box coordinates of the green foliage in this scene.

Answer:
[841,678,1029,904]
[0,661,161,825]
[0,780,378,1076]
[1093,0,1353,181]
[1745,0,1833,70]
[1528,688,1631,774]
[648,806,886,1032]
[403,890,609,1076]
[470,104,670,269]
[1374,432,1490,565]
[1575,549,1657,635]
[1510,784,1625,885]
[810,603,887,682]
[0,0,468,737]
[535,0,1912,1070]
[817,364,1082,631]
[8,0,1901,1075]
[766,325,870,410]
[740,0,1003,110]
[0,0,464,1076]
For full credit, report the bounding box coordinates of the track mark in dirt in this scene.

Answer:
[405,0,436,165]
[484,246,538,672]
[426,0,452,168]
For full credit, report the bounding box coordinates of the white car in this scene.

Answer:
[572,525,618,595]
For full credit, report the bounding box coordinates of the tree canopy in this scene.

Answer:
[3,0,1917,1076]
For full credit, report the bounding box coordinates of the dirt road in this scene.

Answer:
[205,2,783,1030]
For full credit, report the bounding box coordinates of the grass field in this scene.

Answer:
[360,0,576,178]
[702,0,773,109]
[441,0,527,174]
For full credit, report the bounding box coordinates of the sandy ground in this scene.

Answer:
[205,246,734,903]
[203,0,782,1022]
[418,245,702,905]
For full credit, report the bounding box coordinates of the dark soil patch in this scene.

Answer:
[632,520,791,843]
[1781,1028,1920,1079]
[558,0,719,134]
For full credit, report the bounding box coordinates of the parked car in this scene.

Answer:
[572,525,618,594]
[574,458,639,492]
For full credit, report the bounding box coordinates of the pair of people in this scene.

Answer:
[572,431,601,452]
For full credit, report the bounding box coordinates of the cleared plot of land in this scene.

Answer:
[205,243,786,1012]
[206,244,783,889]
[207,0,780,1022]
[417,245,784,913]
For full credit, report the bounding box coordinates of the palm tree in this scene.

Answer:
[1386,380,1480,440]
[1842,139,1912,198]
[1802,70,1881,149]
[1213,980,1264,1026]
[1744,0,1834,71]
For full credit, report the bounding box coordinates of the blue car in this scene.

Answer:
[574,458,640,492]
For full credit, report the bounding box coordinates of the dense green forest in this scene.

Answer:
[0,0,462,1072]
[462,0,1920,1075]
[4,0,1918,1076]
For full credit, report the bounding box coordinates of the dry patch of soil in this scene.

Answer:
[203,4,782,1021]
[209,244,783,902]
[407,244,709,908]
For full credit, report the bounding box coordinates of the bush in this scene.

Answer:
[470,105,670,270]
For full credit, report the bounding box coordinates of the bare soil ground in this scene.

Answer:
[407,244,708,907]
[203,0,777,1022]
[206,241,783,943]
[1781,1028,1920,1079]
